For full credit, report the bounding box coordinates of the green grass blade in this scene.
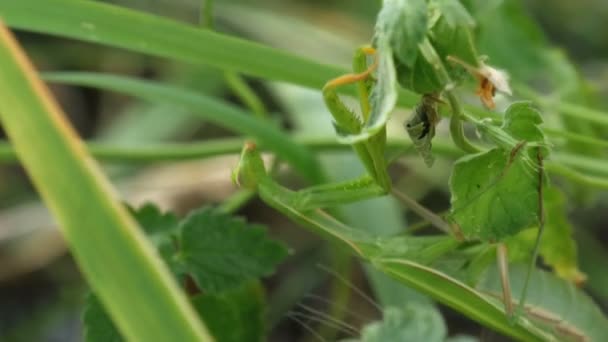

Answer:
[0,135,462,163]
[0,0,348,92]
[44,72,323,181]
[0,23,212,342]
[3,0,608,129]
[0,0,419,107]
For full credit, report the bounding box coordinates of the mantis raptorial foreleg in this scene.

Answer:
[233,47,393,215]
[322,46,391,193]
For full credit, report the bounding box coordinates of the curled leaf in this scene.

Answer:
[404,94,441,167]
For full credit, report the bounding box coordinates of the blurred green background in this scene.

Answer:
[1,0,607,341]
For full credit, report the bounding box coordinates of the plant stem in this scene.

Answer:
[514,148,546,319]
[200,0,214,31]
[0,137,606,188]
[446,91,481,153]
[199,0,269,120]
[418,38,480,154]
[223,71,268,119]
[544,162,608,189]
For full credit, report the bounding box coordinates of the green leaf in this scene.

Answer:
[130,203,178,237]
[357,304,446,342]
[502,102,544,144]
[192,282,265,342]
[449,148,539,241]
[432,0,476,28]
[177,207,288,294]
[376,0,428,67]
[478,265,608,342]
[472,102,545,157]
[83,295,123,342]
[430,17,479,76]
[539,187,586,284]
[130,204,181,273]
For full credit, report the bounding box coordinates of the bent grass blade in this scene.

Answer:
[0,23,212,342]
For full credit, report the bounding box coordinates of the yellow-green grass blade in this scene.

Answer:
[0,23,212,342]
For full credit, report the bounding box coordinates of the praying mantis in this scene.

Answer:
[233,44,545,322]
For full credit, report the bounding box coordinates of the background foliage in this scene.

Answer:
[0,0,607,341]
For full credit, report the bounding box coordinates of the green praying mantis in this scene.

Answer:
[232,45,545,321]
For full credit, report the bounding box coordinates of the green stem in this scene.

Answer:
[514,148,545,320]
[446,92,481,153]
[200,0,214,30]
[217,189,256,214]
[544,128,608,148]
[515,81,608,126]
[199,0,269,120]
[418,39,479,154]
[544,162,608,189]
[0,138,606,188]
[223,71,268,119]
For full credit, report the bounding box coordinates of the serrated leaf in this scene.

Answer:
[432,0,476,27]
[83,295,123,342]
[192,282,265,342]
[376,0,428,68]
[130,203,178,237]
[177,207,288,293]
[130,204,180,273]
[539,187,586,284]
[449,148,539,241]
[357,304,446,342]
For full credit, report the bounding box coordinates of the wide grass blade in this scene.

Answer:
[0,0,420,106]
[0,23,212,342]
[0,0,350,93]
